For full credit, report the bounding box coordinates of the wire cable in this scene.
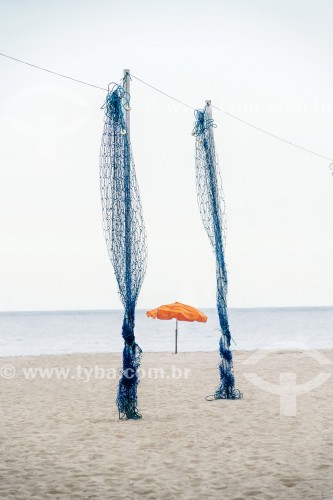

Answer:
[130,73,195,110]
[0,52,107,92]
[212,104,333,162]
[1,51,332,163]
[131,74,333,163]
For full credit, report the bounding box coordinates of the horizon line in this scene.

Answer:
[1,305,333,315]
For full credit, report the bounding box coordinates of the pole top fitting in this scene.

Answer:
[205,100,211,106]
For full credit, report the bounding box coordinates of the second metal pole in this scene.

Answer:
[205,99,213,144]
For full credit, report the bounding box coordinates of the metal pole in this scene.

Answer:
[205,99,213,143]
[175,318,178,354]
[123,69,130,141]
[123,69,131,315]
[205,99,220,218]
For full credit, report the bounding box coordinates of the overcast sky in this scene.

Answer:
[0,0,332,311]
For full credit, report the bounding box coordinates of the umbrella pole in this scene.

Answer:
[175,318,178,354]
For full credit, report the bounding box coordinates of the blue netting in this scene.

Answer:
[100,79,147,419]
[193,106,242,400]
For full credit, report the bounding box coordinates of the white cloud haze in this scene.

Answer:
[0,0,332,311]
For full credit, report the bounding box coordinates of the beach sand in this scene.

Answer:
[0,350,332,499]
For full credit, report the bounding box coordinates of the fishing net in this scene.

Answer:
[100,79,147,419]
[193,105,242,400]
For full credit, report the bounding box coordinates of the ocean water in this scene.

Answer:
[0,307,332,357]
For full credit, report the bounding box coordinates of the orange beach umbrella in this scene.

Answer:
[146,302,208,353]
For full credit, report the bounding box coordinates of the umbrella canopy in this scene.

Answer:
[147,302,207,322]
[147,302,207,354]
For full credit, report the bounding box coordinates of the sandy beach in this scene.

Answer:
[0,350,332,500]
